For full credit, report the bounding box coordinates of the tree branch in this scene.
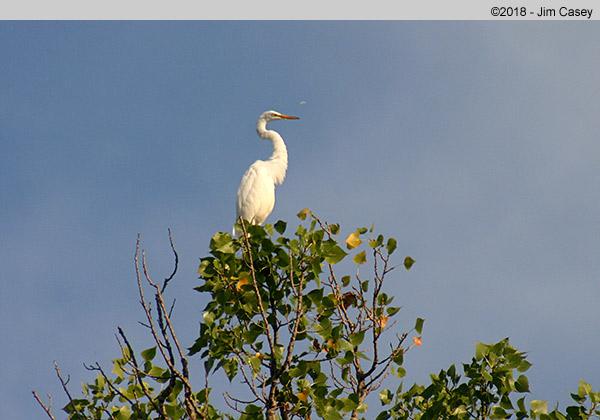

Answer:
[32,391,55,420]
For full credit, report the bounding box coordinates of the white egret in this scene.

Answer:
[235,110,299,233]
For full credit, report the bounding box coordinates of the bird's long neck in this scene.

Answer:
[257,119,288,185]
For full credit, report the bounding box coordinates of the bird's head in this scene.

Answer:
[260,110,300,122]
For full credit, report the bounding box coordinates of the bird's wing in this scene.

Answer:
[236,161,263,222]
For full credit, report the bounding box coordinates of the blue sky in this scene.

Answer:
[1,22,599,418]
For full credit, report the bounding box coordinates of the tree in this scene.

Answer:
[34,210,599,419]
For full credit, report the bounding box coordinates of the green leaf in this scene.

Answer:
[353,250,367,265]
[376,411,390,420]
[274,220,287,234]
[447,364,457,380]
[387,306,400,316]
[307,288,324,305]
[451,406,468,416]
[209,232,237,254]
[337,351,354,366]
[141,346,157,362]
[518,359,532,372]
[517,397,526,413]
[341,275,351,287]
[223,358,238,380]
[273,345,284,362]
[515,374,530,392]
[321,240,347,264]
[147,365,167,379]
[249,355,262,374]
[403,256,415,270]
[350,331,365,346]
[414,317,424,334]
[475,342,489,360]
[337,339,353,352]
[491,406,508,419]
[379,389,393,405]
[530,400,548,415]
[500,395,514,411]
[203,311,215,325]
[386,238,397,254]
[112,361,124,380]
[197,259,213,277]
[316,318,332,339]
[578,380,592,398]
[297,208,311,220]
[392,349,404,365]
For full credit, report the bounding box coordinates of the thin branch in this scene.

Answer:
[223,393,248,414]
[134,237,175,370]
[203,365,211,419]
[117,327,162,415]
[53,362,74,405]
[224,392,260,405]
[32,391,56,420]
[233,353,264,403]
[282,255,305,373]
[142,252,201,420]
[143,252,188,366]
[134,235,200,419]
[52,361,86,418]
[85,362,137,407]
[161,228,179,293]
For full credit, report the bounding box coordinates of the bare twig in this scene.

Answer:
[32,391,56,420]
[161,228,179,293]
[134,235,201,419]
[53,362,75,406]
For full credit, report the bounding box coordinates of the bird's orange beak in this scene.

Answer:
[279,114,300,120]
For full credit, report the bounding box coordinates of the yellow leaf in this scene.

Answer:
[297,390,308,402]
[236,276,250,291]
[326,338,336,350]
[345,231,362,250]
[378,315,389,329]
[353,250,367,264]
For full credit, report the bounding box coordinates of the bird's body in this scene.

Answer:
[235,110,299,231]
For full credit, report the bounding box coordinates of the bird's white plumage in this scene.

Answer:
[236,162,276,225]
[234,110,298,233]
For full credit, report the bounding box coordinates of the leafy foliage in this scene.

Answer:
[34,210,598,420]
[379,339,600,420]
[191,210,418,419]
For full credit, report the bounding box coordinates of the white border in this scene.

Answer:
[1,0,598,21]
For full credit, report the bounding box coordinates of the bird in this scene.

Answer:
[235,110,299,234]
